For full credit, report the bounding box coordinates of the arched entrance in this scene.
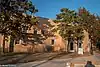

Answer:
[70,42,73,50]
[69,38,74,52]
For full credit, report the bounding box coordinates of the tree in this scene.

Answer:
[78,7,100,53]
[0,0,38,53]
[53,8,84,52]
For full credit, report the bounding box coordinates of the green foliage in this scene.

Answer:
[30,16,38,24]
[78,7,100,44]
[0,0,38,37]
[56,8,80,24]
[54,8,84,40]
[0,0,38,52]
[54,7,100,44]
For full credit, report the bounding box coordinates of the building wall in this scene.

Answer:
[14,44,46,53]
[13,19,66,53]
[14,31,66,52]
[0,34,3,48]
[43,33,65,52]
[0,35,10,52]
[83,30,89,52]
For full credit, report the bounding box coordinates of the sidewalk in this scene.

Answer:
[16,55,100,67]
[0,52,100,67]
[16,53,100,67]
[70,53,100,67]
[16,58,72,67]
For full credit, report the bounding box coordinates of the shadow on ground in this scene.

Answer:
[0,52,89,65]
[32,52,72,67]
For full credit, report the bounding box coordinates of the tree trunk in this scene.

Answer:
[9,36,14,52]
[90,41,93,55]
[65,40,68,52]
[67,39,70,53]
[76,39,78,54]
[89,38,93,55]
[3,35,5,53]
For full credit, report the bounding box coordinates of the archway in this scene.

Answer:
[69,38,74,52]
[70,42,73,50]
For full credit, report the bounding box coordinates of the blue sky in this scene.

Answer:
[32,0,100,19]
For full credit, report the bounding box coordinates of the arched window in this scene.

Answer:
[78,39,82,48]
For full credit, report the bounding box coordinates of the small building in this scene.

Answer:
[14,17,66,53]
[0,17,90,54]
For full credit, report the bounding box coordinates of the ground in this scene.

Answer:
[0,51,100,67]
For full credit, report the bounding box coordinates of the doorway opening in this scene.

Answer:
[70,42,73,50]
[69,38,74,52]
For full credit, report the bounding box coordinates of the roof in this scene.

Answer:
[36,17,52,26]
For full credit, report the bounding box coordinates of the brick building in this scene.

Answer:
[0,17,90,54]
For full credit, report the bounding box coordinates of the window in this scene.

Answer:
[51,37,55,45]
[34,29,37,34]
[41,30,44,35]
[37,30,41,34]
[51,39,54,45]
[15,40,19,44]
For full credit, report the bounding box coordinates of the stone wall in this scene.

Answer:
[83,30,89,52]
[14,32,66,53]
[14,44,46,53]
[44,33,65,52]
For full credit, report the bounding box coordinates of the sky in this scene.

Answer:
[32,0,100,19]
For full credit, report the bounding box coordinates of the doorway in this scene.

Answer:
[70,42,73,50]
[69,39,74,52]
